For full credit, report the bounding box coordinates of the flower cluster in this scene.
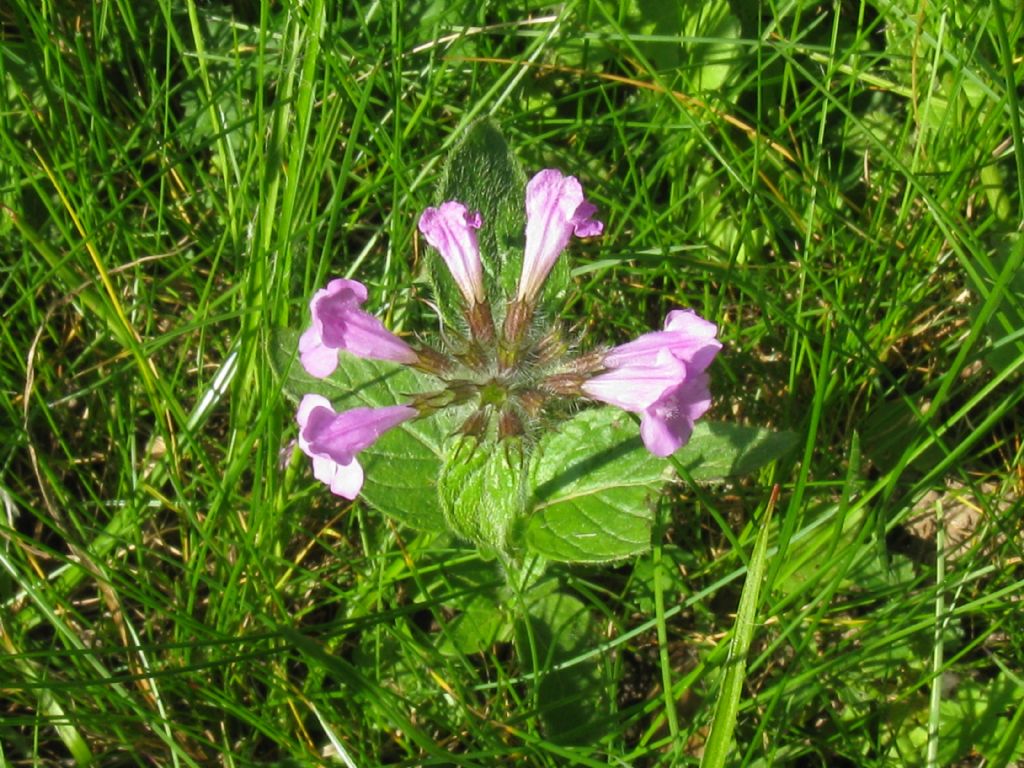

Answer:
[295,169,721,499]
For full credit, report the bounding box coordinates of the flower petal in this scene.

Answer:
[603,310,722,371]
[313,279,368,339]
[328,309,419,365]
[311,454,365,499]
[639,373,712,456]
[663,309,718,338]
[663,310,722,371]
[304,404,418,460]
[639,412,688,458]
[298,327,340,378]
[517,169,603,304]
[570,200,603,237]
[418,202,485,304]
[296,393,334,447]
[581,350,686,411]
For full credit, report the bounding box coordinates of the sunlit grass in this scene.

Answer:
[1,0,1021,765]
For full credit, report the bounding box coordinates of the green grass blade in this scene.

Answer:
[701,487,778,768]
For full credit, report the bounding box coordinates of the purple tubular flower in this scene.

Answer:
[297,394,418,499]
[578,348,687,412]
[418,202,485,305]
[299,278,419,378]
[603,310,721,371]
[516,169,603,304]
[581,310,722,457]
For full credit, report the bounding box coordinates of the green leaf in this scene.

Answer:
[629,0,740,94]
[429,558,510,656]
[889,671,1024,766]
[689,3,741,93]
[524,409,796,563]
[443,595,509,655]
[516,589,606,744]
[271,328,458,533]
[526,409,668,563]
[437,119,530,319]
[673,420,799,481]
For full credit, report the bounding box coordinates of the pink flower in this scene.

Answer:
[299,279,419,378]
[297,394,418,499]
[516,169,603,304]
[603,310,720,371]
[582,310,721,457]
[579,348,688,412]
[418,202,486,305]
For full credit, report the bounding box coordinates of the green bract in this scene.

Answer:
[438,435,528,558]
